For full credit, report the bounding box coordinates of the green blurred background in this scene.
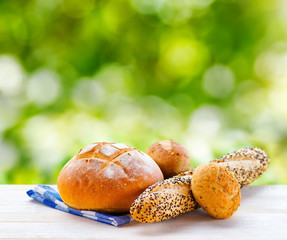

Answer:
[0,0,286,184]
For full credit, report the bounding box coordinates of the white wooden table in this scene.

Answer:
[0,185,286,239]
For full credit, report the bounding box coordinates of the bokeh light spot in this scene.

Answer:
[158,0,193,25]
[203,64,235,98]
[255,42,287,81]
[26,69,61,106]
[159,38,208,78]
[0,140,19,170]
[0,55,24,96]
[72,78,105,109]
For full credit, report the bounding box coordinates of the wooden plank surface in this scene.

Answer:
[0,185,286,239]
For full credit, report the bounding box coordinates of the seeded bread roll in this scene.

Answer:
[192,163,241,219]
[57,142,164,214]
[130,147,269,223]
[210,147,270,188]
[146,140,191,178]
[130,175,199,223]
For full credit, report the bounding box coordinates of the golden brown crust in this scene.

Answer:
[192,163,241,219]
[57,142,164,214]
[146,140,191,179]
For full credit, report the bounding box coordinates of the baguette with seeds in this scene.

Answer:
[130,147,270,223]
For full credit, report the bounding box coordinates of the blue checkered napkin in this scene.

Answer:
[26,185,133,226]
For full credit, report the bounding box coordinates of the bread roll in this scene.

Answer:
[211,147,270,188]
[192,163,241,219]
[130,147,269,223]
[130,175,199,223]
[57,142,164,214]
[146,140,191,178]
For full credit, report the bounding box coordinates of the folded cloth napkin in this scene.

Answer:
[27,185,134,226]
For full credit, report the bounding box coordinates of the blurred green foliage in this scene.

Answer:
[0,0,287,184]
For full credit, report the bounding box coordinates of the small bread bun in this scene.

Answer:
[192,162,241,219]
[57,142,164,214]
[146,140,191,179]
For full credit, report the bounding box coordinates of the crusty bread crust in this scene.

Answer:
[57,142,164,214]
[192,163,241,219]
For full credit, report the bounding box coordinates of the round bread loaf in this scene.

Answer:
[191,162,241,219]
[57,142,164,214]
[146,140,191,179]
